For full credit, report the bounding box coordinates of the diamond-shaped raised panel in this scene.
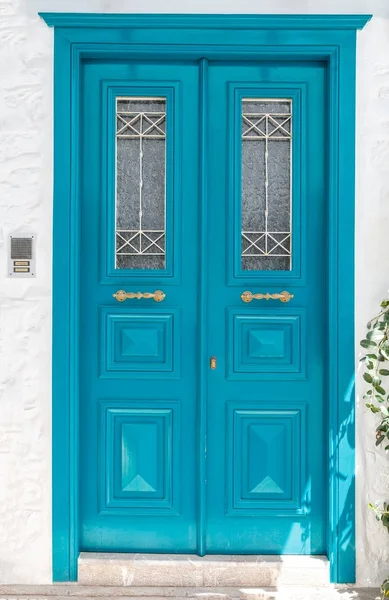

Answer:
[100,307,179,378]
[100,401,179,515]
[121,423,159,493]
[248,329,286,358]
[227,308,305,379]
[121,328,159,357]
[245,421,290,498]
[227,404,306,515]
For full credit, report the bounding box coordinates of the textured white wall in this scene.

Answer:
[0,0,388,586]
[0,0,53,585]
[355,15,389,587]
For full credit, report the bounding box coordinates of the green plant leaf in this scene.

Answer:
[381,300,389,308]
[380,369,389,376]
[367,330,385,342]
[367,361,376,370]
[374,395,386,403]
[376,385,387,395]
[369,405,381,414]
[376,435,385,446]
[361,339,377,348]
[381,406,389,416]
[382,514,389,531]
[383,312,389,323]
[377,423,388,432]
[363,372,373,383]
[381,343,389,360]
[373,376,382,387]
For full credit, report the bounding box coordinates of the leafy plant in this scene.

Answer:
[361,298,389,599]
[381,577,389,598]
[369,501,389,532]
[360,298,389,448]
[372,503,389,600]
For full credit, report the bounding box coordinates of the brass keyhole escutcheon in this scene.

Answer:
[210,356,217,370]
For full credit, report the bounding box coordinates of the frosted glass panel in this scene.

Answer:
[116,97,166,270]
[241,99,292,271]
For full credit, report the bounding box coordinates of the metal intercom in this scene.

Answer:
[8,234,36,277]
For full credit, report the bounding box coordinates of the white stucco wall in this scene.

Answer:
[0,0,389,586]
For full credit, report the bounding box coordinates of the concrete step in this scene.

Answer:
[77,554,330,587]
[0,584,380,600]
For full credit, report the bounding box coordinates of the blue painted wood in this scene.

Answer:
[100,401,179,514]
[40,13,371,30]
[227,308,306,379]
[327,34,358,584]
[51,31,79,583]
[79,60,200,553]
[100,308,180,377]
[226,404,306,514]
[198,57,209,557]
[42,13,370,583]
[206,61,326,554]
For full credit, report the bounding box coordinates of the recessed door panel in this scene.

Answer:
[227,307,305,379]
[227,404,306,515]
[100,401,179,515]
[100,307,180,378]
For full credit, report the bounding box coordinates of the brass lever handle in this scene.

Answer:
[113,289,165,303]
[241,290,294,303]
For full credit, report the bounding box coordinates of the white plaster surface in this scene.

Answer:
[0,0,389,588]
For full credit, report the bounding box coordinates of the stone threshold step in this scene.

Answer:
[78,554,330,587]
[0,585,380,600]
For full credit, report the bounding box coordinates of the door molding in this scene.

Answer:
[40,12,371,584]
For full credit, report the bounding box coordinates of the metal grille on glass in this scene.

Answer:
[241,99,292,271]
[115,97,167,270]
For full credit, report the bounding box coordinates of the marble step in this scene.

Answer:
[0,585,380,600]
[78,554,330,587]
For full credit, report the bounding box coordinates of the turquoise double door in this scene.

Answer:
[80,59,327,554]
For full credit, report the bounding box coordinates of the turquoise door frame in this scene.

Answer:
[40,12,371,584]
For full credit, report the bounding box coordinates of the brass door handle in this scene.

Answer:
[241,290,294,303]
[113,289,165,303]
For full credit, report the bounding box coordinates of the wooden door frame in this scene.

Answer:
[40,12,371,583]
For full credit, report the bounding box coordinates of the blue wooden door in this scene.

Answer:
[79,59,326,554]
[80,60,200,551]
[206,62,326,553]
